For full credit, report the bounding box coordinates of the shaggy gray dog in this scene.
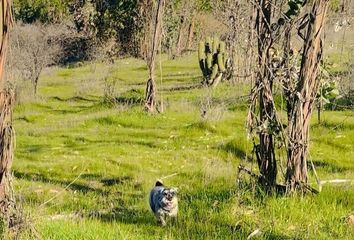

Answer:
[149,180,178,226]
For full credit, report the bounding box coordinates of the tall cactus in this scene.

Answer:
[198,36,227,87]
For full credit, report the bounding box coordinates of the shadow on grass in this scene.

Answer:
[208,221,295,239]
[21,144,48,153]
[310,160,352,173]
[33,96,105,114]
[13,171,107,195]
[67,173,134,187]
[263,231,295,240]
[60,134,160,150]
[15,116,33,123]
[50,109,84,114]
[100,176,133,186]
[162,83,202,92]
[132,66,148,71]
[114,96,143,105]
[185,121,218,133]
[164,72,195,78]
[113,89,144,106]
[88,207,155,226]
[218,141,251,162]
[51,96,98,103]
[312,138,351,151]
[312,120,354,131]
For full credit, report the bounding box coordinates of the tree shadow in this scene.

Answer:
[132,66,148,71]
[23,144,47,153]
[100,176,133,186]
[207,221,295,239]
[312,121,354,131]
[50,109,83,114]
[60,134,160,150]
[162,83,202,92]
[88,207,155,226]
[13,170,106,195]
[218,141,251,161]
[310,160,352,173]
[15,116,33,123]
[263,231,295,240]
[114,89,144,106]
[312,138,351,151]
[67,173,135,188]
[50,96,99,103]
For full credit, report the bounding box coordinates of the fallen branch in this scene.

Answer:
[160,172,179,180]
[315,179,354,192]
[320,179,354,184]
[39,170,85,208]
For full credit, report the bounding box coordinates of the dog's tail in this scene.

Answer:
[155,179,164,187]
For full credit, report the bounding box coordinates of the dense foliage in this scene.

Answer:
[13,0,70,23]
[12,0,213,56]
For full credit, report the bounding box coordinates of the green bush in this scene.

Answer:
[13,0,69,23]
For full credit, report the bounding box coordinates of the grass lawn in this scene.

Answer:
[12,54,354,239]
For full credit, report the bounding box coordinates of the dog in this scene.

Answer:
[149,180,178,226]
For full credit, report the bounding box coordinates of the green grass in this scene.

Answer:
[12,53,354,239]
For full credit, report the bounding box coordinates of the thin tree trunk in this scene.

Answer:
[137,0,152,60]
[286,0,330,192]
[174,16,184,58]
[0,0,14,223]
[247,3,257,84]
[317,101,321,124]
[33,76,39,96]
[0,92,14,205]
[186,16,195,51]
[255,0,277,188]
[144,0,164,112]
[228,14,237,82]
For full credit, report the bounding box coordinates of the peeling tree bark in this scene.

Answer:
[0,0,14,222]
[286,0,330,192]
[0,92,14,206]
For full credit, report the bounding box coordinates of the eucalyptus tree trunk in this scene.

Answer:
[144,0,165,112]
[286,0,330,192]
[0,0,14,222]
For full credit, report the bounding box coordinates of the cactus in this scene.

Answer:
[198,36,228,87]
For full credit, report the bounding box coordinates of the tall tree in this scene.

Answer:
[286,0,330,192]
[247,0,330,194]
[0,0,14,228]
[144,0,165,112]
[252,0,278,189]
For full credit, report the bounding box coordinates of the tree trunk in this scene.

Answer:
[0,92,14,212]
[137,0,153,60]
[286,0,329,192]
[33,76,39,96]
[317,101,321,124]
[0,0,14,226]
[144,0,164,112]
[185,16,195,51]
[255,0,277,188]
[174,16,185,58]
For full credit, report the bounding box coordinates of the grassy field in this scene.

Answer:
[12,54,354,239]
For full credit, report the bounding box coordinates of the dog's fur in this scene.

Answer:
[149,180,178,226]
